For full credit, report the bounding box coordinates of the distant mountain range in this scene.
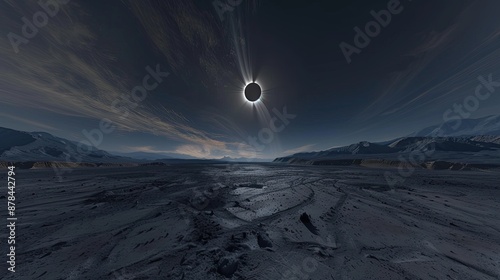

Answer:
[275,115,500,169]
[0,127,269,166]
[110,151,187,160]
[108,153,268,162]
[0,127,134,164]
[1,115,499,169]
[218,156,269,162]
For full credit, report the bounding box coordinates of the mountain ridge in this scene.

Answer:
[274,115,500,168]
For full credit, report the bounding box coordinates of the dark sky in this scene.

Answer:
[1,0,500,159]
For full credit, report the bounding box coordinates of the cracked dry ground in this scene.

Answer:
[1,164,499,279]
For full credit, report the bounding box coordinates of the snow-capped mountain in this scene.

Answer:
[277,136,500,161]
[387,137,500,153]
[276,115,500,164]
[470,135,500,144]
[0,127,135,163]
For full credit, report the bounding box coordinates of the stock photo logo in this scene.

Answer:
[339,0,414,64]
[7,0,71,53]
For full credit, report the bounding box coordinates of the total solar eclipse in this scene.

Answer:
[244,82,262,102]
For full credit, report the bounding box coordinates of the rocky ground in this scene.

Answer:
[1,164,499,279]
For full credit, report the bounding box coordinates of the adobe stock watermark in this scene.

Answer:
[384,73,500,188]
[340,0,413,64]
[247,107,296,153]
[52,64,170,181]
[442,74,500,125]
[213,0,243,21]
[7,0,70,54]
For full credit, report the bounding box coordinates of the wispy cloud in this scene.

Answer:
[282,144,316,156]
[357,25,459,120]
[125,0,237,88]
[0,112,59,132]
[0,1,256,158]
[357,2,500,122]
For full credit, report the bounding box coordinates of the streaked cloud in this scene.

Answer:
[282,144,316,156]
[357,2,500,122]
[0,0,254,158]
[0,112,59,132]
[125,0,237,88]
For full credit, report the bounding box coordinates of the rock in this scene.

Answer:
[257,233,273,248]
[217,257,238,278]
